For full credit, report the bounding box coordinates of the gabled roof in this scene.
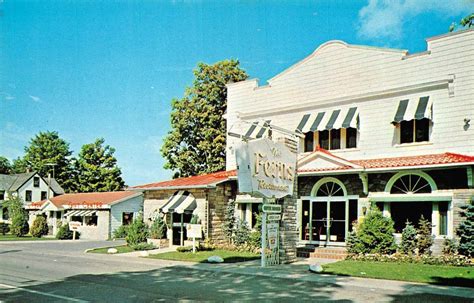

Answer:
[132,170,237,190]
[28,191,141,209]
[0,172,65,194]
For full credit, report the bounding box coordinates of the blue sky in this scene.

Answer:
[1,0,472,186]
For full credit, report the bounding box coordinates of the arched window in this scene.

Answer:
[311,177,347,197]
[385,171,437,194]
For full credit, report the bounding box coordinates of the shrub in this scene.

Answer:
[348,207,396,254]
[7,196,29,237]
[442,238,458,255]
[248,212,262,249]
[56,224,79,240]
[177,246,193,253]
[149,216,166,239]
[0,222,10,235]
[399,221,417,255]
[222,200,235,243]
[233,219,250,246]
[456,203,474,257]
[113,225,129,239]
[416,215,434,255]
[125,215,148,247]
[130,242,155,251]
[30,216,49,238]
[346,252,472,267]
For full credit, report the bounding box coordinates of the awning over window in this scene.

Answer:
[242,120,271,139]
[160,190,196,214]
[65,210,96,217]
[296,107,358,133]
[392,96,432,123]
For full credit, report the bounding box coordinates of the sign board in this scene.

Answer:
[68,221,81,231]
[235,138,296,199]
[267,214,281,221]
[267,222,279,250]
[262,204,282,213]
[186,224,202,239]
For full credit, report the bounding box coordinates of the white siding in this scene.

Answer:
[109,194,144,238]
[18,174,53,205]
[226,30,474,169]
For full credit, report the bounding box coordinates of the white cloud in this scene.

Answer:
[0,92,15,101]
[29,95,41,102]
[357,0,473,41]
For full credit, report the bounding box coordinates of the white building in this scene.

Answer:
[0,172,64,222]
[225,29,474,253]
[27,191,143,240]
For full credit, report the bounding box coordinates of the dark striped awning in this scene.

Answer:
[242,120,272,139]
[392,96,432,123]
[296,107,358,133]
[160,190,197,214]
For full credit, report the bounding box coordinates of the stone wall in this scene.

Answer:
[207,182,237,245]
[298,174,364,197]
[452,189,474,232]
[280,181,298,263]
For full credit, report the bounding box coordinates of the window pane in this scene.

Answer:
[122,212,134,225]
[400,120,414,144]
[346,128,357,148]
[318,130,329,150]
[390,202,432,233]
[0,191,4,200]
[25,191,32,202]
[304,132,314,152]
[415,118,429,142]
[439,202,448,236]
[41,191,47,200]
[85,216,98,226]
[33,177,40,187]
[330,129,341,150]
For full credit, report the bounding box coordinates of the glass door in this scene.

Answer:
[311,200,347,243]
[329,201,346,242]
[311,201,327,242]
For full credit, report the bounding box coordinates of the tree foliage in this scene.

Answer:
[399,221,417,255]
[126,214,148,248]
[222,200,235,243]
[149,216,166,239]
[22,131,74,191]
[161,60,248,178]
[449,13,474,32]
[7,196,29,237]
[11,157,29,174]
[0,156,12,174]
[416,215,434,255]
[73,138,125,192]
[457,203,474,257]
[30,215,49,238]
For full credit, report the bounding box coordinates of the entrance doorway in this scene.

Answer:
[311,200,346,242]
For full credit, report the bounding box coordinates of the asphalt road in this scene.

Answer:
[0,241,472,302]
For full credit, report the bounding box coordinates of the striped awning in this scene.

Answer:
[65,210,96,217]
[392,96,432,123]
[160,190,197,214]
[241,120,272,139]
[296,107,359,133]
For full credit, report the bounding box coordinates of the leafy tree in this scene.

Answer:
[73,138,125,192]
[30,215,49,238]
[11,157,29,174]
[0,156,12,174]
[7,196,29,237]
[416,215,434,255]
[126,214,148,249]
[457,203,474,257]
[222,200,235,243]
[22,131,74,191]
[348,206,396,254]
[149,216,166,239]
[161,60,248,178]
[399,221,417,255]
[449,13,474,32]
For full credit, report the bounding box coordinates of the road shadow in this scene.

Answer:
[0,265,350,302]
[0,249,21,254]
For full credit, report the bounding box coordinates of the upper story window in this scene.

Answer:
[297,107,359,152]
[392,96,432,144]
[25,190,32,202]
[0,191,4,200]
[41,191,48,200]
[33,177,40,187]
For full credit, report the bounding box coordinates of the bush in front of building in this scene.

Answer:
[416,215,434,255]
[347,207,396,255]
[149,216,166,239]
[113,225,129,239]
[248,212,262,249]
[126,215,148,249]
[399,221,417,255]
[56,223,80,240]
[233,219,250,246]
[442,238,459,255]
[346,252,472,267]
[456,203,474,257]
[7,197,29,237]
[0,222,10,235]
[222,200,235,244]
[30,215,49,238]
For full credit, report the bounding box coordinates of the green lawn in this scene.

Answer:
[323,260,474,288]
[0,234,54,241]
[88,245,135,254]
[148,249,260,263]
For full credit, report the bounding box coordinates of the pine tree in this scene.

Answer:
[399,221,417,255]
[222,200,235,243]
[416,215,434,255]
[456,203,474,257]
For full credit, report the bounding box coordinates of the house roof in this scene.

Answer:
[28,191,140,209]
[0,172,65,194]
[132,170,237,190]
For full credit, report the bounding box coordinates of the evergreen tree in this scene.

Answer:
[22,131,74,191]
[74,138,125,192]
[0,156,12,174]
[161,60,248,178]
[456,203,474,257]
[222,200,235,243]
[399,221,417,255]
[416,215,434,255]
[126,214,148,248]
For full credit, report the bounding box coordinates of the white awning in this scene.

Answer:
[392,96,432,123]
[296,107,359,133]
[241,120,272,140]
[65,210,96,217]
[160,190,197,214]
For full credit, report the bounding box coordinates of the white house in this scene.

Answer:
[26,191,143,240]
[0,172,64,222]
[225,29,474,254]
